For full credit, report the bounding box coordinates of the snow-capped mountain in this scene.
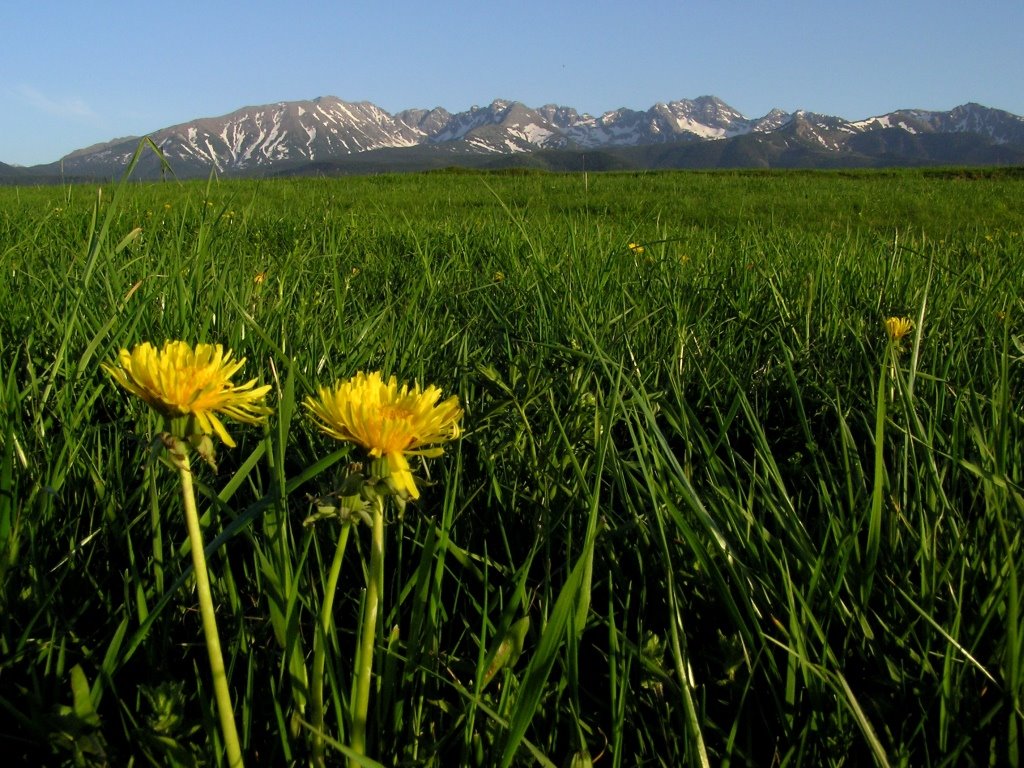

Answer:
[558,96,761,147]
[61,97,425,174]
[850,103,1024,146]
[13,97,1024,179]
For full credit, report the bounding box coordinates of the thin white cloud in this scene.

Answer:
[16,84,98,120]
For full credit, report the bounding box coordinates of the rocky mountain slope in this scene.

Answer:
[8,96,1024,180]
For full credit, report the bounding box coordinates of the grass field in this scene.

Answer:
[1,159,1023,766]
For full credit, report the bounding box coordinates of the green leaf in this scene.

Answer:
[481,615,530,690]
[499,536,595,767]
[70,665,100,729]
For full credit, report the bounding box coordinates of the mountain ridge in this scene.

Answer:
[5,95,1024,181]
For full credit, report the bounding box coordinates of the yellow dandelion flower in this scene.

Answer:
[628,242,645,255]
[102,341,271,447]
[304,371,463,499]
[885,316,914,344]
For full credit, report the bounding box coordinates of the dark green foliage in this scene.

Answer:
[0,168,1023,765]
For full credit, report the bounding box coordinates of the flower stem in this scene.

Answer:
[166,436,244,768]
[310,522,352,768]
[350,494,385,764]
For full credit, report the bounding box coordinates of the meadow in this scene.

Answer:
[1,159,1023,767]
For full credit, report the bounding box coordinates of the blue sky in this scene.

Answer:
[2,1,1021,166]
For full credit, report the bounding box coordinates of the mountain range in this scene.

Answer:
[5,95,1024,181]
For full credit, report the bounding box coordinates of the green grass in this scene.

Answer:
[1,162,1023,766]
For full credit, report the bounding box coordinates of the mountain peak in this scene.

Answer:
[11,96,1021,178]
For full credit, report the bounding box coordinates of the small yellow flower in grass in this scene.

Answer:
[885,316,914,345]
[628,242,645,255]
[102,341,271,448]
[304,371,463,499]
[103,340,266,764]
